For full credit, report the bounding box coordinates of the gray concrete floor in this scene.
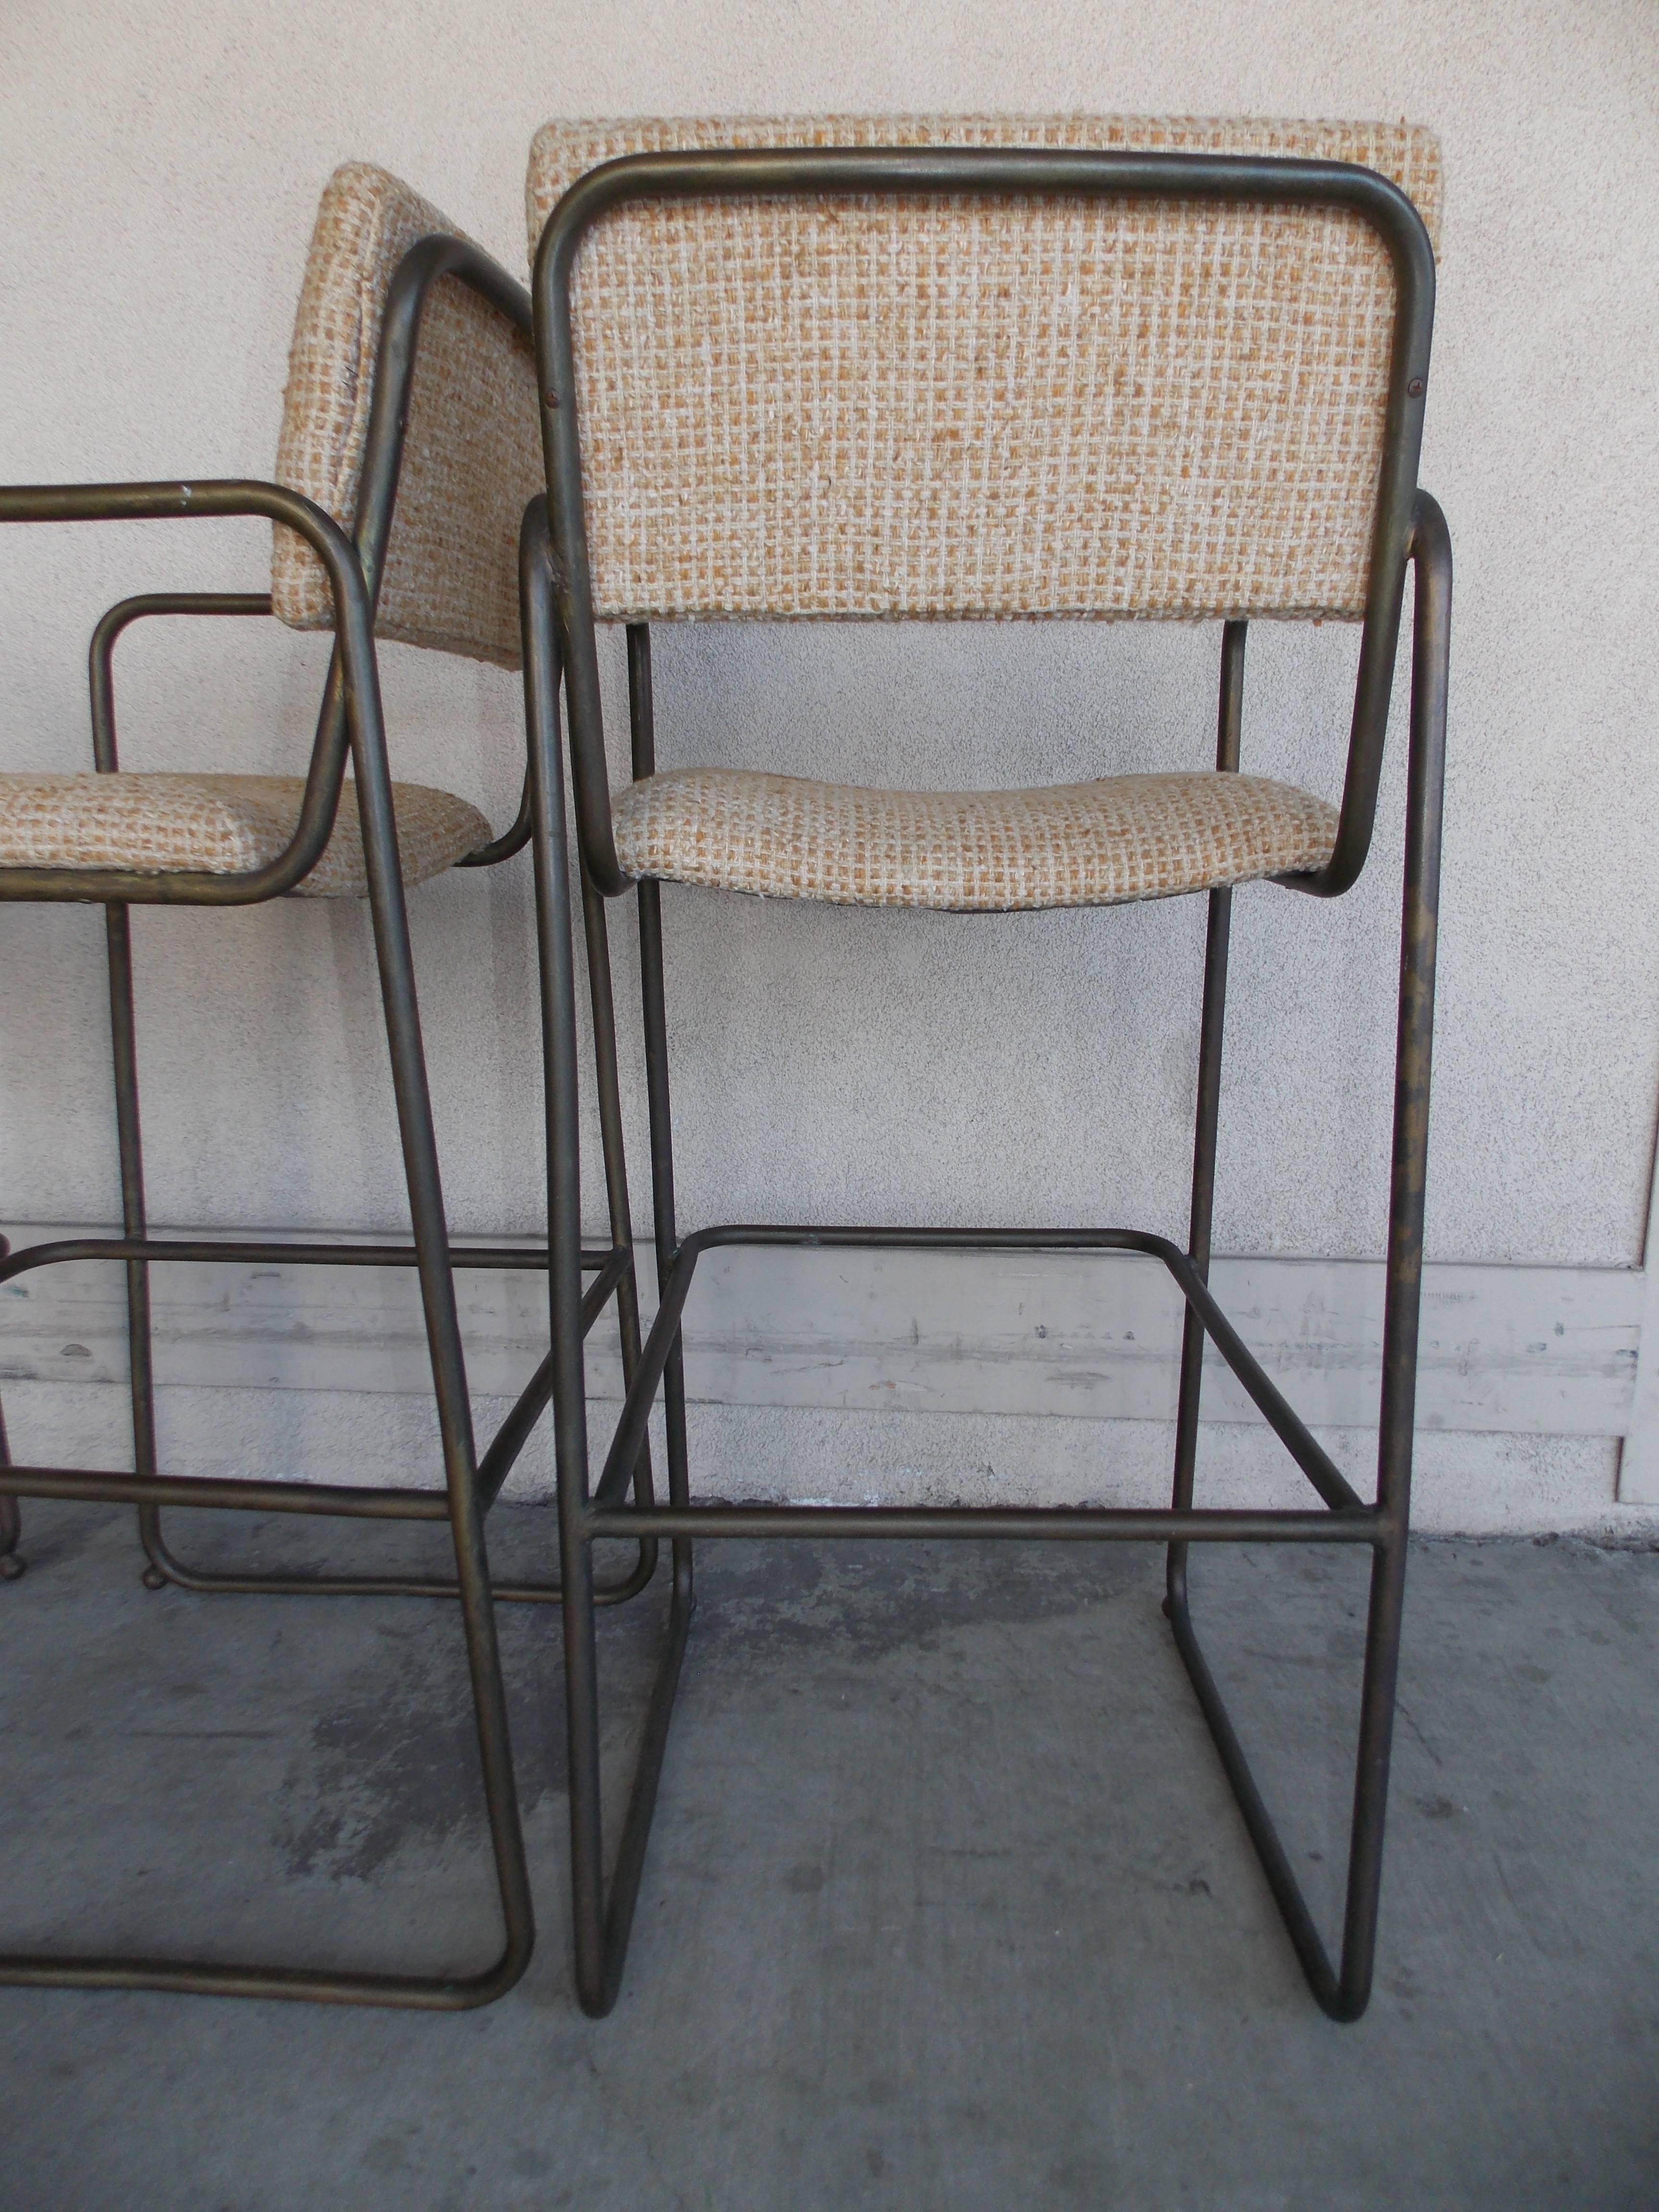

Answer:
[1,1501,1656,2211]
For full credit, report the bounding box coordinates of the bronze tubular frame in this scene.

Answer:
[0,236,652,2002]
[527,147,1451,2021]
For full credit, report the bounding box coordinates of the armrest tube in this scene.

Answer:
[1276,488,1451,901]
[455,770,533,867]
[0,479,372,904]
[87,592,271,772]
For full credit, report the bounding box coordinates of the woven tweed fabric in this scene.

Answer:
[272,163,543,668]
[527,114,1442,624]
[0,773,490,898]
[610,766,1338,910]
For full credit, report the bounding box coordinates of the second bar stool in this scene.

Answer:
[520,113,1450,2022]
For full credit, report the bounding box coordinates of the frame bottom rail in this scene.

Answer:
[580,1571,695,2018]
[128,1548,655,1610]
[1164,1576,1351,2016]
[0,1941,528,2010]
[3,1466,660,1609]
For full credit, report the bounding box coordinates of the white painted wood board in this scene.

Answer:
[0,1227,1639,1441]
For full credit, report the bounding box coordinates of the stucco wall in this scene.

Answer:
[1,0,1656,1522]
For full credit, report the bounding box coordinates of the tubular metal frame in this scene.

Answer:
[525,147,1452,2023]
[0,234,654,2005]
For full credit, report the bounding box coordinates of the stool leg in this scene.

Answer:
[1166,511,1449,2021]
[100,901,168,1591]
[628,627,695,1567]
[529,534,690,2015]
[637,876,693,1540]
[529,543,616,2009]
[352,618,534,2001]
[0,1398,23,1581]
[577,869,660,1575]
[1330,499,1450,2018]
[1166,619,1242,1610]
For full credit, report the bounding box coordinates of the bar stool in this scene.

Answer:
[520,115,1450,2022]
[0,162,650,2004]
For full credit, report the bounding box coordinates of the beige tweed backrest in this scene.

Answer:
[273,163,543,668]
[526,115,1442,624]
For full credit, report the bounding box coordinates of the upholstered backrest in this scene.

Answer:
[272,163,543,668]
[526,115,1442,624]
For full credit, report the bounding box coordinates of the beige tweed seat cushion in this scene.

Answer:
[0,774,490,896]
[611,766,1337,911]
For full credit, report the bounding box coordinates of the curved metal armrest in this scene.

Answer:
[455,771,533,868]
[1277,488,1452,902]
[516,495,627,893]
[87,593,272,773]
[1,241,536,901]
[0,480,374,905]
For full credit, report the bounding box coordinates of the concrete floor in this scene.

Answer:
[1,1501,1656,2211]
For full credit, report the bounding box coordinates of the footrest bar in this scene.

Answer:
[115,1560,653,1608]
[586,1503,1379,1544]
[1164,1251,1363,1514]
[0,1234,619,1284]
[593,1239,701,1507]
[593,1225,1362,1518]
[0,1467,451,1520]
[588,1577,694,2017]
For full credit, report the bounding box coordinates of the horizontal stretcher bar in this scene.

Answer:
[584,1503,1384,1544]
[593,1222,1366,1518]
[0,1249,637,1519]
[0,1234,620,1283]
[0,1467,453,1519]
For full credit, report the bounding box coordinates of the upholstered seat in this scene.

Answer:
[611,765,1338,910]
[0,771,490,895]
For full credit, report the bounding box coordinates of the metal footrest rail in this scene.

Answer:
[0,1233,653,2006]
[0,1232,658,1604]
[561,1222,1395,2023]
[593,1225,1366,1520]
